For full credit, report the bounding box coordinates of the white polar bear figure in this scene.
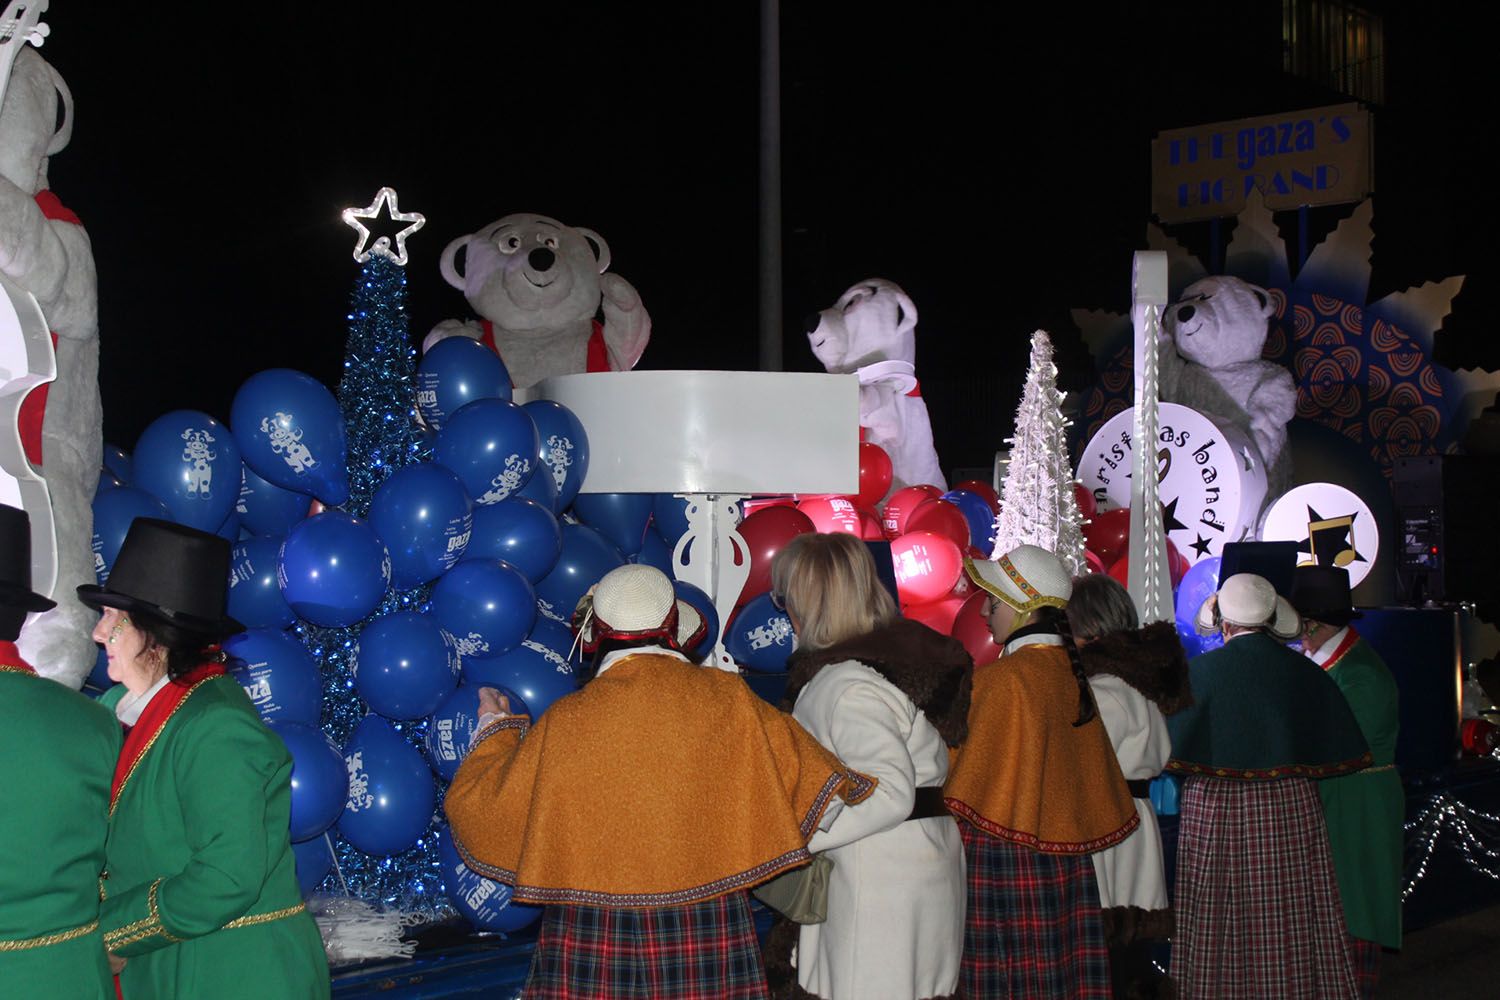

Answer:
[1160,275,1297,501]
[423,213,650,389]
[0,48,102,689]
[804,278,946,494]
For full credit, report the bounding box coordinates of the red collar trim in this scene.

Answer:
[0,641,36,675]
[110,665,227,813]
[1320,628,1360,672]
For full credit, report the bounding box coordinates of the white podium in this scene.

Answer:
[0,272,58,599]
[518,371,860,670]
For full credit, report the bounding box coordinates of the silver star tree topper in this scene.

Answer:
[342,187,425,266]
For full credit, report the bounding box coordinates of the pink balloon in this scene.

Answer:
[796,495,862,535]
[952,590,1003,666]
[857,507,886,541]
[904,596,965,635]
[889,530,963,605]
[904,498,971,550]
[881,485,943,539]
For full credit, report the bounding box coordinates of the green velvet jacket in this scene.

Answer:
[1316,632,1403,948]
[97,674,329,999]
[0,648,120,1000]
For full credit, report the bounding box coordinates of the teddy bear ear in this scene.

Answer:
[894,289,918,334]
[1246,282,1274,318]
[439,235,472,290]
[44,60,74,157]
[573,228,613,275]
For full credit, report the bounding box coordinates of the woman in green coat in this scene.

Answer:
[79,518,329,999]
[1292,565,1403,999]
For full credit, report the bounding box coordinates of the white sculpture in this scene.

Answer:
[1160,275,1297,501]
[804,278,946,495]
[1,43,101,689]
[424,213,651,389]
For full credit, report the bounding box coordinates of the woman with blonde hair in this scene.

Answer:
[768,532,972,1000]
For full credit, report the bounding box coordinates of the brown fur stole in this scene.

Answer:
[1078,621,1194,716]
[782,617,973,746]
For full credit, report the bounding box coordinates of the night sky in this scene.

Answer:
[34,2,1497,476]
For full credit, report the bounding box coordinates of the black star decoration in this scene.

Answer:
[1190,534,1213,558]
[1161,496,1188,535]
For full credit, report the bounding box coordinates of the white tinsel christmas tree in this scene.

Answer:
[990,330,1088,575]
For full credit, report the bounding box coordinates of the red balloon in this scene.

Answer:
[889,530,963,605]
[735,505,817,605]
[796,496,862,535]
[1107,554,1130,586]
[1083,507,1130,566]
[857,507,886,541]
[904,596,965,635]
[952,590,1003,667]
[857,443,894,507]
[953,479,1001,513]
[1073,483,1098,521]
[1084,549,1106,574]
[904,499,970,550]
[742,496,796,518]
[1107,540,1191,588]
[881,485,943,539]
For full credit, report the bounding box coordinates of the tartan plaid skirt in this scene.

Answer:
[1349,934,1381,1000]
[1171,777,1358,999]
[959,823,1111,999]
[523,891,769,1000]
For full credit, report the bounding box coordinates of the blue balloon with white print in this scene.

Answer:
[434,398,540,506]
[462,616,578,719]
[435,823,542,932]
[277,511,390,627]
[133,410,242,532]
[430,559,536,661]
[237,462,312,537]
[466,497,562,584]
[522,400,589,510]
[102,443,132,484]
[726,592,797,672]
[423,684,484,781]
[533,523,625,628]
[269,720,348,843]
[369,462,474,589]
[226,628,322,725]
[354,611,461,721]
[417,336,512,431]
[92,486,171,584]
[338,715,437,857]
[230,368,349,506]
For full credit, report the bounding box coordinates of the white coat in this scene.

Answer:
[1088,673,1171,912]
[792,659,965,1000]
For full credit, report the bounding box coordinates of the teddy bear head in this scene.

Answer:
[0,48,74,196]
[1164,275,1275,367]
[804,278,918,373]
[439,213,611,337]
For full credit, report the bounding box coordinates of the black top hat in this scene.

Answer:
[77,518,243,638]
[1289,564,1362,627]
[0,505,56,613]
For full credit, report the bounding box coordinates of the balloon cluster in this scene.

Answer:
[89,348,655,930]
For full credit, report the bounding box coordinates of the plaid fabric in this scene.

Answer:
[523,891,768,999]
[959,823,1111,999]
[1349,935,1381,999]
[1171,777,1358,999]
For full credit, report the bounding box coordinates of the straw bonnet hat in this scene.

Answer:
[1195,572,1301,640]
[573,564,705,654]
[964,544,1072,614]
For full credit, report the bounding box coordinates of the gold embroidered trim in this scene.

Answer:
[0,663,37,675]
[110,675,225,817]
[0,919,99,952]
[222,902,306,930]
[103,878,181,948]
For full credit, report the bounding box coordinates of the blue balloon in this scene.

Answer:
[1174,555,1225,658]
[651,494,692,547]
[269,720,348,843]
[424,684,484,781]
[430,560,536,661]
[522,400,589,510]
[513,459,560,512]
[355,612,461,720]
[435,823,542,932]
[534,523,625,626]
[230,368,349,505]
[434,398,540,506]
[573,493,653,557]
[278,512,390,627]
[238,462,312,537]
[942,489,997,553]
[338,716,437,857]
[630,528,674,578]
[466,498,562,583]
[226,628,322,724]
[215,508,241,542]
[463,617,579,719]
[133,410,242,531]
[369,463,474,588]
[97,468,124,496]
[291,835,333,894]
[92,487,172,585]
[417,337,512,431]
[672,580,719,661]
[726,592,797,672]
[227,535,296,629]
[102,443,132,484]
